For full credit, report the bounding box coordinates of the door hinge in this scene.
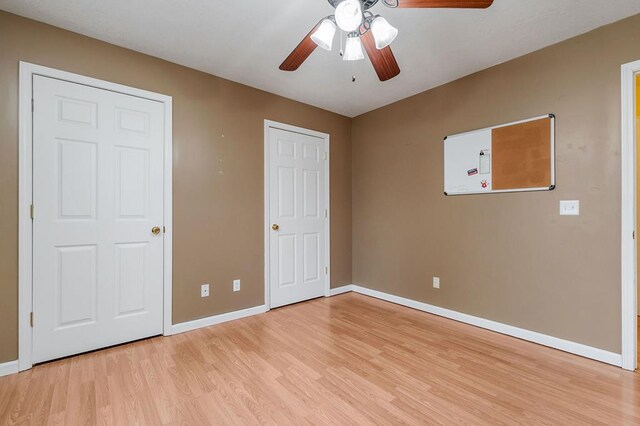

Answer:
[30,204,34,220]
[323,151,327,160]
[30,312,34,327]
[325,266,328,275]
[31,98,34,112]
[634,231,636,240]
[324,209,328,218]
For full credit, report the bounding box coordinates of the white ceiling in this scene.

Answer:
[3,0,640,117]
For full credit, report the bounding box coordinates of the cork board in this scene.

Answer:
[492,117,552,190]
[444,115,555,195]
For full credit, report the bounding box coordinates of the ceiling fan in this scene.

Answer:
[280,0,494,82]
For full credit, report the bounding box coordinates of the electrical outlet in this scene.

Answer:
[233,279,241,292]
[560,200,580,216]
[201,283,210,298]
[433,277,440,289]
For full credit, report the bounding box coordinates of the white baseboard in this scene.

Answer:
[0,360,19,378]
[329,285,355,296]
[172,304,268,335]
[337,285,621,367]
[4,286,622,376]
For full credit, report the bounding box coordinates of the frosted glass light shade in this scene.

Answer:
[335,0,363,32]
[343,36,364,61]
[311,19,337,51]
[371,17,398,49]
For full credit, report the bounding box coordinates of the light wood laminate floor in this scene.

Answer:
[1,292,639,425]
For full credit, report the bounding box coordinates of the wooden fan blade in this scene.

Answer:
[397,0,493,8]
[279,22,322,71]
[361,31,400,82]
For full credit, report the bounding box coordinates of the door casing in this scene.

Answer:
[621,60,640,371]
[263,120,331,310]
[18,62,174,371]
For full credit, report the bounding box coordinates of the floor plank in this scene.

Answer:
[1,293,640,425]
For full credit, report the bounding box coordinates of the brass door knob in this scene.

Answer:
[272,224,280,231]
[152,226,161,235]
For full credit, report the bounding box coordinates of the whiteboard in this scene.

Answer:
[444,115,555,196]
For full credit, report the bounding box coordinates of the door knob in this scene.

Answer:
[272,224,280,231]
[152,226,161,235]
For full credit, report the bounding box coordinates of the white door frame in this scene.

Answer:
[621,59,640,371]
[18,62,173,371]
[263,120,331,310]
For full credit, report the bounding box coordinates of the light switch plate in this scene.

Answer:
[233,279,241,292]
[560,200,580,216]
[433,277,440,289]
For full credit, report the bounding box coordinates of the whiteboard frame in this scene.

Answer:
[444,114,556,196]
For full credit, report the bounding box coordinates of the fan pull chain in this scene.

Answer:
[339,31,344,57]
[352,60,356,83]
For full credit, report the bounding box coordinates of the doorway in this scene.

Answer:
[264,121,330,309]
[622,60,640,371]
[19,63,173,370]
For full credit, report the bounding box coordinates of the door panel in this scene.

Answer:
[55,245,97,328]
[57,139,98,219]
[303,233,320,282]
[278,234,297,288]
[278,166,296,218]
[114,242,149,317]
[303,170,319,217]
[33,76,165,363]
[269,127,326,308]
[116,147,149,218]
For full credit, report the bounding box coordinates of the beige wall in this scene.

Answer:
[0,11,352,363]
[2,9,638,365]
[352,14,640,354]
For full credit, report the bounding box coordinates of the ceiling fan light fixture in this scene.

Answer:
[335,0,363,32]
[371,16,398,49]
[343,34,365,61]
[311,19,337,51]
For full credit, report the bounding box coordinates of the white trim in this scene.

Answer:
[336,285,622,366]
[18,62,34,372]
[0,361,19,378]
[550,115,556,186]
[445,186,552,196]
[445,114,554,139]
[162,96,174,337]
[621,60,640,371]
[172,305,267,335]
[263,120,331,309]
[325,132,331,298]
[18,62,174,371]
[329,285,355,296]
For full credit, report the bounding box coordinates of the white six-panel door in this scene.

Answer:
[269,127,327,308]
[32,75,165,363]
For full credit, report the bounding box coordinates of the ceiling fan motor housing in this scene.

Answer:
[328,0,379,11]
